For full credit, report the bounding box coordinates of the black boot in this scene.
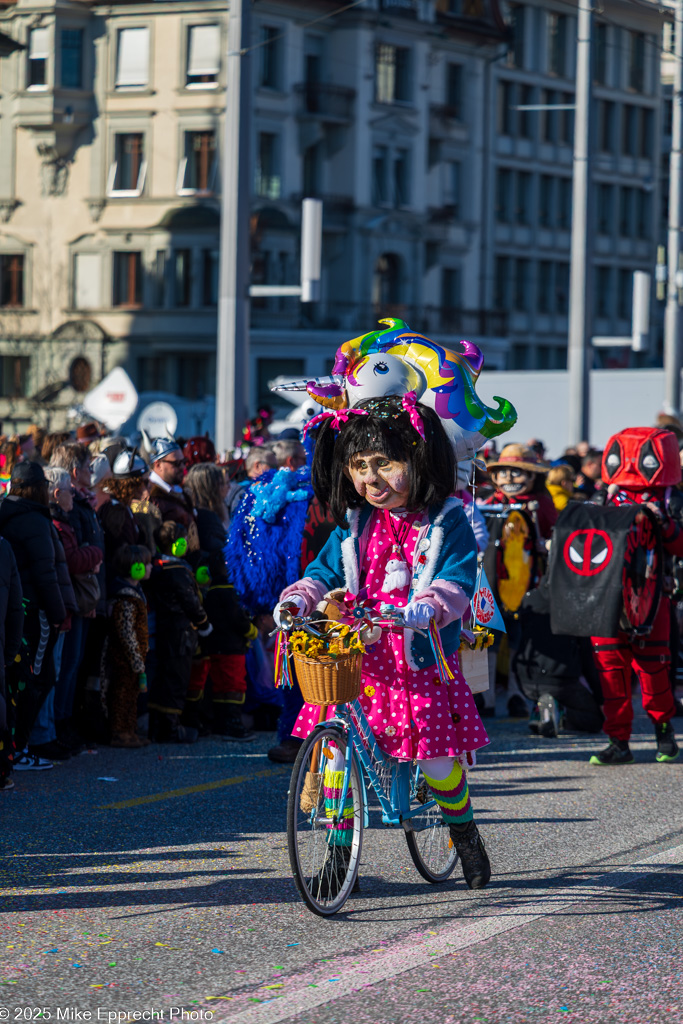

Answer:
[213,705,255,742]
[589,738,634,766]
[449,820,491,890]
[654,720,680,763]
[311,844,360,899]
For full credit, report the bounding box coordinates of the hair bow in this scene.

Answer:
[303,407,368,439]
[401,391,426,440]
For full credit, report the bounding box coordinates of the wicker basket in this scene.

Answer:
[292,650,363,706]
[458,647,490,695]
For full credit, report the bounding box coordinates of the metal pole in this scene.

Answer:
[664,0,683,414]
[216,0,251,452]
[566,0,594,444]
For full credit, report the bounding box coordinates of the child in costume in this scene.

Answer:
[275,395,491,891]
[101,543,151,748]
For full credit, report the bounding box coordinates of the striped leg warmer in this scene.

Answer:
[420,761,473,825]
[323,765,354,847]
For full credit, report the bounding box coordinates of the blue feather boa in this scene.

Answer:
[225,467,314,616]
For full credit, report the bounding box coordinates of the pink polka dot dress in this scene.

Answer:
[292,509,489,761]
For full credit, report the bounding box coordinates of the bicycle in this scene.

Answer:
[280,607,460,917]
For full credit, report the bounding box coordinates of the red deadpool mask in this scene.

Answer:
[602,427,681,491]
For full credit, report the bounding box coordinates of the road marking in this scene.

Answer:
[98,767,287,810]
[227,840,683,1024]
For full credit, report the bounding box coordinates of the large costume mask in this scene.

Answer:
[602,427,681,492]
[272,318,517,460]
[491,467,535,497]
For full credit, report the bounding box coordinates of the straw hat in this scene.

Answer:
[487,443,550,474]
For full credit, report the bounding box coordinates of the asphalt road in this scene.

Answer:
[2,701,683,1024]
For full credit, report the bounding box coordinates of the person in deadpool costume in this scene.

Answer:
[589,427,682,765]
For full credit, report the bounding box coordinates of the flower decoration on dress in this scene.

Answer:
[364,685,376,697]
[385,725,397,737]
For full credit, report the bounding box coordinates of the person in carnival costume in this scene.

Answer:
[275,394,492,891]
[589,427,683,765]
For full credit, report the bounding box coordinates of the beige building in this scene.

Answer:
[0,0,512,432]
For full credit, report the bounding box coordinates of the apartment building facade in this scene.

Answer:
[490,0,665,369]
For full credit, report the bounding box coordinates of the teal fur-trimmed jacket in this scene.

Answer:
[284,498,477,672]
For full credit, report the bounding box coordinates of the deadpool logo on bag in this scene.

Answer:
[563,529,614,577]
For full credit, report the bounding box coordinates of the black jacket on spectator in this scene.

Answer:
[195,507,227,555]
[71,491,106,613]
[150,555,208,640]
[0,537,23,732]
[0,495,65,624]
[50,521,78,624]
[199,582,253,657]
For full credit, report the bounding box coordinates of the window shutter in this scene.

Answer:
[116,27,149,87]
[74,254,102,309]
[29,28,50,59]
[187,25,220,77]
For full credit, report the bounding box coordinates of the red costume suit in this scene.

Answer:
[591,427,683,741]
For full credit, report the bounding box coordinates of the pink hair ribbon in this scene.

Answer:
[303,407,368,439]
[402,391,426,441]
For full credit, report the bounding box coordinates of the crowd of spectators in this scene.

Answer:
[0,417,313,792]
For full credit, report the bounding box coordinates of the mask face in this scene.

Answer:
[344,450,411,510]
[492,467,534,496]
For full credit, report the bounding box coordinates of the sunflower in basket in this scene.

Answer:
[287,626,365,660]
[458,626,495,653]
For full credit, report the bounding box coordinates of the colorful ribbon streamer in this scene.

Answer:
[428,618,455,684]
[274,631,294,690]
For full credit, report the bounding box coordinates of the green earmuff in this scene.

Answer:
[130,561,146,580]
[172,537,188,558]
[196,566,211,586]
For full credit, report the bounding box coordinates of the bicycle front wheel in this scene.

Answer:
[404,766,458,883]
[287,724,364,916]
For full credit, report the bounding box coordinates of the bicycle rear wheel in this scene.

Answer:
[287,724,363,916]
[404,766,458,883]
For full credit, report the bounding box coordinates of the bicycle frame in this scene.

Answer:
[323,700,440,830]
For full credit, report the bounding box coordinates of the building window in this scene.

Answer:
[255,132,281,199]
[177,355,213,400]
[186,24,220,87]
[619,187,634,237]
[539,175,554,228]
[113,251,142,307]
[115,27,149,89]
[538,261,553,313]
[556,262,569,313]
[0,356,30,398]
[73,253,102,309]
[639,108,654,158]
[496,80,515,136]
[60,29,83,89]
[516,171,532,225]
[28,27,49,88]
[558,178,572,230]
[373,253,402,307]
[375,44,411,104]
[547,13,567,77]
[303,143,322,196]
[0,254,25,308]
[617,268,632,320]
[597,183,614,235]
[108,133,146,195]
[138,356,166,392]
[622,105,637,156]
[628,31,645,93]
[636,190,650,240]
[441,267,461,311]
[596,265,612,318]
[393,149,410,207]
[541,88,557,142]
[598,100,615,153]
[518,84,535,139]
[372,145,389,205]
[154,250,166,307]
[507,4,525,69]
[446,161,460,217]
[514,259,530,312]
[259,26,281,89]
[559,92,574,144]
[178,130,217,193]
[258,358,304,412]
[445,63,462,117]
[595,23,608,85]
[173,250,193,307]
[494,256,511,309]
[495,168,513,223]
[202,250,219,306]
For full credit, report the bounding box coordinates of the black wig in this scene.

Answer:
[311,396,456,527]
